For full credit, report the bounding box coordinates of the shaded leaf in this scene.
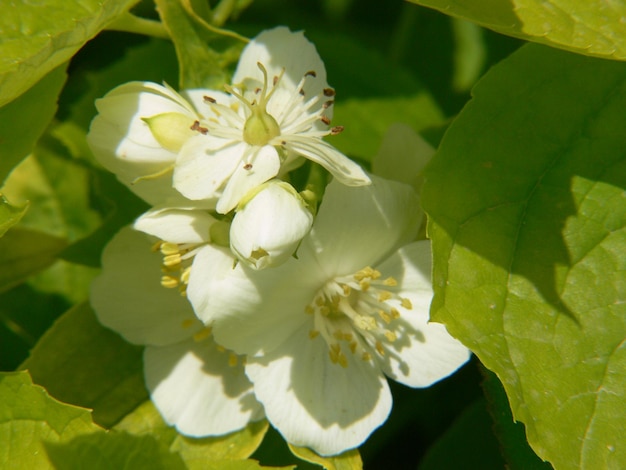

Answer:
[408,0,626,60]
[0,66,66,185]
[418,399,505,470]
[0,228,67,294]
[423,43,626,468]
[0,370,101,469]
[0,0,138,106]
[480,368,551,470]
[288,445,362,470]
[21,302,146,428]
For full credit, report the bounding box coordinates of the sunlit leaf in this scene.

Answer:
[116,400,269,464]
[408,0,626,60]
[0,66,66,185]
[0,194,27,238]
[0,370,101,469]
[423,43,626,468]
[21,303,146,428]
[45,432,187,470]
[0,0,139,106]
[288,444,362,470]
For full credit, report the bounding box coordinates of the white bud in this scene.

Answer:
[230,181,313,270]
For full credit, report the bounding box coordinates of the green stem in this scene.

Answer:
[106,12,170,40]
[211,0,237,27]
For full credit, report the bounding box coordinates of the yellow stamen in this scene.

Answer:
[401,298,413,310]
[382,276,398,286]
[181,319,195,329]
[309,329,320,339]
[375,341,385,356]
[193,327,212,342]
[163,253,182,267]
[160,242,179,255]
[384,331,397,342]
[378,310,392,324]
[161,275,179,288]
[378,291,392,302]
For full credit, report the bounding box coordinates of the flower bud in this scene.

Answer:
[230,181,313,269]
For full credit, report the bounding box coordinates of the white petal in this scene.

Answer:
[134,207,216,244]
[174,136,245,201]
[233,27,328,99]
[245,323,392,456]
[372,123,435,190]
[230,181,313,269]
[187,246,318,356]
[285,137,370,187]
[145,336,264,436]
[304,175,423,277]
[90,227,202,346]
[216,145,281,214]
[374,241,471,387]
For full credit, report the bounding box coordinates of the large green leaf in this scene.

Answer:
[0,66,66,185]
[408,0,626,61]
[21,302,146,428]
[0,0,139,107]
[423,43,626,468]
[0,370,101,469]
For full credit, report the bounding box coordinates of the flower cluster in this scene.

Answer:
[88,26,469,456]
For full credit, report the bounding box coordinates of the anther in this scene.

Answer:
[305,70,317,78]
[378,291,392,302]
[330,126,344,135]
[384,331,397,342]
[375,341,385,356]
[320,115,331,125]
[323,88,336,97]
[243,163,253,170]
[362,351,372,361]
[161,275,179,288]
[383,277,398,286]
[190,120,208,134]
[203,96,217,103]
[181,318,195,329]
[323,101,334,109]
[378,310,392,324]
[163,253,182,267]
[401,298,413,309]
[160,242,179,256]
[390,308,401,319]
[193,328,212,342]
[309,330,320,339]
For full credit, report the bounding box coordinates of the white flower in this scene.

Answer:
[186,176,470,455]
[87,82,213,207]
[230,180,313,269]
[90,220,264,436]
[173,26,370,214]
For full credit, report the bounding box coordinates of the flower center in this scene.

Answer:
[226,62,282,146]
[152,240,205,297]
[305,266,413,368]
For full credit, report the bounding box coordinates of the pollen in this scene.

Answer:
[382,277,398,286]
[375,341,385,356]
[384,331,397,342]
[378,291,392,302]
[161,275,179,288]
[401,298,413,309]
[163,253,182,267]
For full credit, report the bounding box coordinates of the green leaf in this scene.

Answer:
[21,303,146,428]
[0,370,101,469]
[0,0,139,107]
[0,228,67,294]
[0,66,67,185]
[287,445,362,470]
[480,369,551,470]
[0,194,27,238]
[423,43,626,469]
[408,0,626,61]
[45,432,187,470]
[419,399,505,470]
[154,0,244,89]
[116,400,269,465]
